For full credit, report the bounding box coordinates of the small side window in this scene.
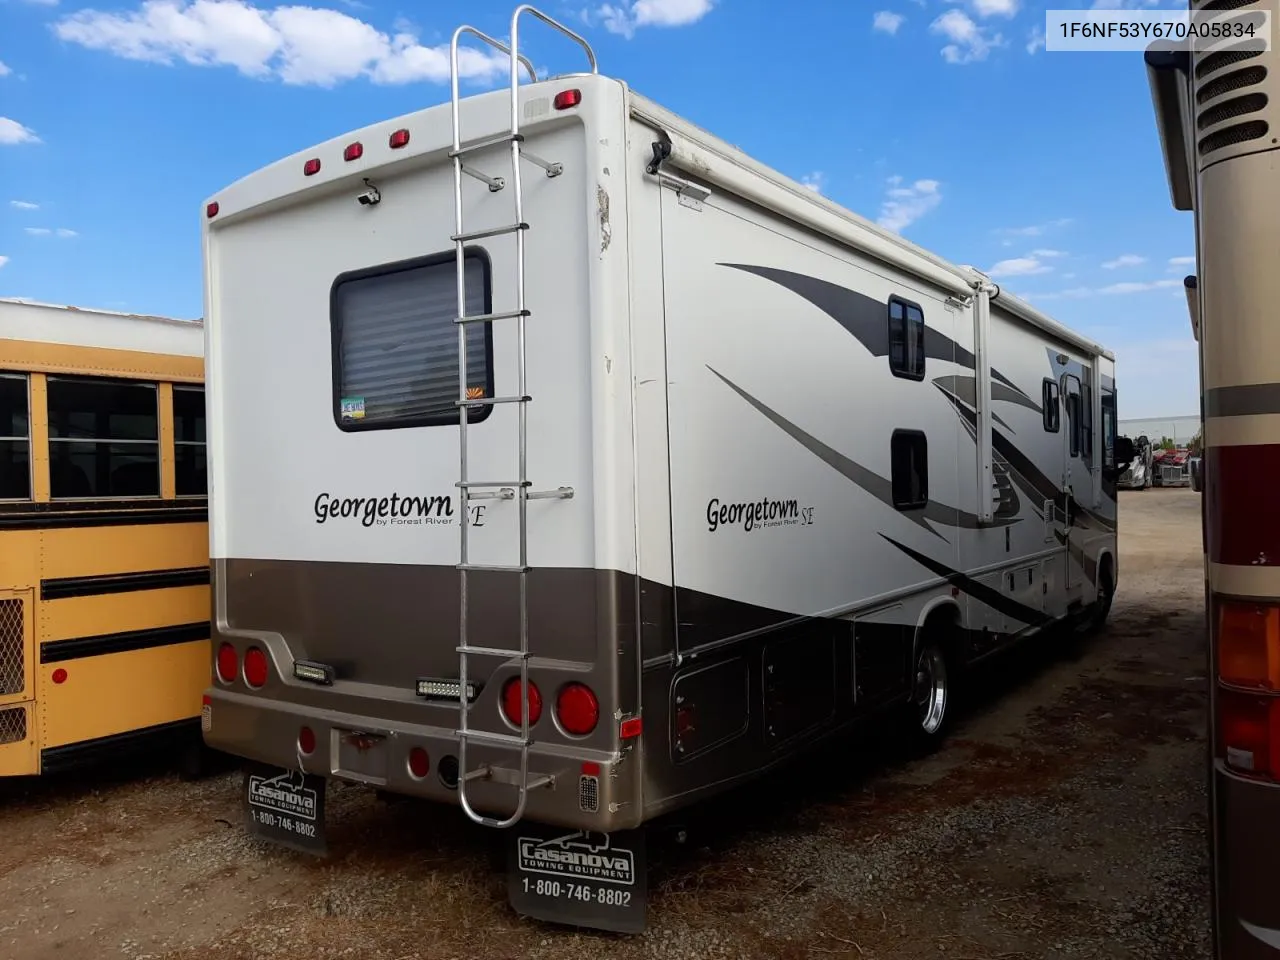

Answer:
[1067,392,1082,457]
[1082,383,1094,459]
[891,429,928,510]
[1042,378,1060,433]
[888,297,926,381]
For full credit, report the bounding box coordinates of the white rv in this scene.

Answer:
[200,4,1128,934]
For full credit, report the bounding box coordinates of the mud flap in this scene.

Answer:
[242,761,328,856]
[507,824,647,933]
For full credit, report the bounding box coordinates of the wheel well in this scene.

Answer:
[1096,550,1116,588]
[916,601,964,664]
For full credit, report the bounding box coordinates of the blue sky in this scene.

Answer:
[1,0,1198,418]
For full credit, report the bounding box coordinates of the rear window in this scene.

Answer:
[331,252,493,431]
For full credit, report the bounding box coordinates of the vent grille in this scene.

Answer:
[0,598,24,697]
[578,774,600,813]
[1198,65,1268,104]
[0,706,26,745]
[1199,119,1270,154]
[1196,47,1264,81]
[1194,0,1258,11]
[1199,92,1270,130]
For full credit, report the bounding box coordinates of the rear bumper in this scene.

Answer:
[203,688,641,832]
[1214,763,1280,958]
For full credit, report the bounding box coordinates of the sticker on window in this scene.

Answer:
[340,397,366,420]
[466,386,485,400]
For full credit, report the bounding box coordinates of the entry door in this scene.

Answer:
[1060,374,1086,593]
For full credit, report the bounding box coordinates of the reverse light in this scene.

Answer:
[343,141,363,162]
[294,660,335,685]
[554,88,582,110]
[416,677,479,702]
[243,646,269,688]
[216,642,239,684]
[303,158,321,176]
[501,678,542,727]
[408,746,431,779]
[205,202,219,219]
[556,682,600,736]
[1218,601,1280,691]
[389,128,411,149]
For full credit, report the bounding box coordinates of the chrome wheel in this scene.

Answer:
[914,643,949,736]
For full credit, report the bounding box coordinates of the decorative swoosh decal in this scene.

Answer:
[880,534,1053,628]
[1241,918,1280,951]
[706,366,1017,538]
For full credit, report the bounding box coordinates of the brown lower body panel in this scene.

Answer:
[1215,764,1280,958]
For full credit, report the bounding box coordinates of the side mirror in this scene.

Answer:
[1114,436,1135,464]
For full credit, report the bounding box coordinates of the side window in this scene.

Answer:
[0,373,31,501]
[1042,378,1060,433]
[1066,391,1082,457]
[1082,382,1094,459]
[173,385,207,497]
[888,297,926,381]
[47,376,160,499]
[1102,388,1116,469]
[331,252,493,431]
[891,429,928,510]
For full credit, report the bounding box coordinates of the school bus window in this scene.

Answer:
[173,385,207,497]
[0,373,31,501]
[47,375,160,499]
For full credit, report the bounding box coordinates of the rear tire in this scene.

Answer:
[1086,555,1116,635]
[904,633,954,756]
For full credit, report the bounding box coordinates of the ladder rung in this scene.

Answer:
[452,222,528,243]
[455,394,530,408]
[466,490,514,501]
[458,644,528,658]
[457,480,530,489]
[457,563,531,573]
[450,132,524,158]
[456,309,530,325]
[527,486,575,500]
[459,729,530,749]
[520,150,563,178]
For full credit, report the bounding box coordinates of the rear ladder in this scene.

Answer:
[449,5,597,829]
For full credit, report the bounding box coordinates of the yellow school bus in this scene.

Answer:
[0,297,211,777]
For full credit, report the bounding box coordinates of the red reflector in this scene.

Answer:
[303,158,321,176]
[502,678,543,727]
[298,726,316,755]
[1218,688,1280,779]
[52,668,67,685]
[581,761,601,776]
[205,202,219,219]
[243,647,269,688]
[554,88,582,110]
[620,716,642,739]
[556,683,600,736]
[389,128,410,149]
[343,141,363,162]
[408,746,430,779]
[216,642,238,684]
[202,694,212,706]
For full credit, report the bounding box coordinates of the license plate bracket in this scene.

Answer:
[507,824,647,934]
[243,761,327,856]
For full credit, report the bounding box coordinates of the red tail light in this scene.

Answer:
[343,141,363,161]
[298,726,316,755]
[408,747,430,779]
[501,678,542,727]
[1216,598,1280,781]
[1219,689,1280,778]
[303,158,321,176]
[556,682,599,736]
[389,128,410,149]
[216,643,238,684]
[243,647,269,688]
[52,668,67,685]
[205,202,219,219]
[554,88,582,110]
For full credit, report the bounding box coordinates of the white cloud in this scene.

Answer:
[1026,25,1045,53]
[971,0,1019,17]
[1168,255,1195,267]
[24,227,78,238]
[873,10,905,34]
[597,0,715,38]
[878,175,942,233]
[52,0,519,88]
[24,228,51,236]
[995,218,1073,241]
[0,117,40,145]
[9,200,39,210]
[1030,248,1066,258]
[931,8,1005,63]
[989,256,1053,277]
[0,256,8,269]
[1102,253,1147,269]
[0,61,11,78]
[800,171,825,193]
[56,228,78,238]
[1027,278,1182,300]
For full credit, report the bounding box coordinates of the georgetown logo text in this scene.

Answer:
[314,491,494,529]
[706,496,809,533]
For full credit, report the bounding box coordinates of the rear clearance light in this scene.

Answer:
[205,202,219,219]
[216,642,238,684]
[408,746,431,779]
[389,128,410,149]
[298,726,316,756]
[52,668,67,685]
[1218,689,1280,778]
[303,158,321,176]
[620,715,642,739]
[416,677,479,702]
[293,660,334,685]
[1218,601,1280,691]
[243,647,269,688]
[501,678,542,727]
[556,682,599,736]
[554,88,582,110]
[343,141,363,161]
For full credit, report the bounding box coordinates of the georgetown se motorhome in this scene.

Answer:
[200,3,1129,934]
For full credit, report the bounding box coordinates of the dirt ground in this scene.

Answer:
[0,488,1211,960]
